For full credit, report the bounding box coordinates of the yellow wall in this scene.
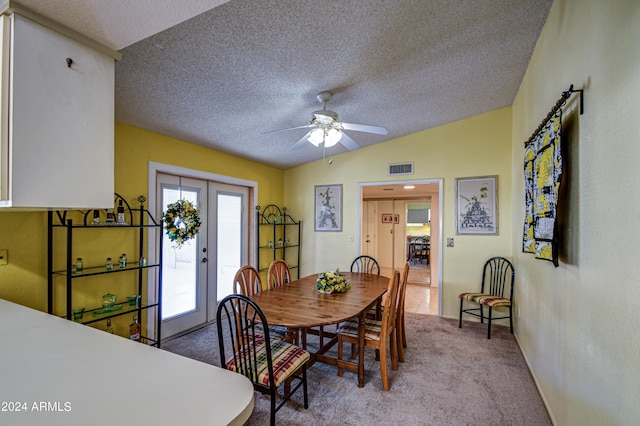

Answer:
[0,123,284,313]
[283,106,513,319]
[510,0,640,423]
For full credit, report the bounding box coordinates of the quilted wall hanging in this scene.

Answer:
[522,85,583,267]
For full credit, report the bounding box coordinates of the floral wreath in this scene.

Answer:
[162,199,202,248]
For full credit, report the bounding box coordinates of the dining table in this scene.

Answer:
[247,272,389,388]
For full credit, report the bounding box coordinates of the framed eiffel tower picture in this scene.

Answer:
[455,175,498,235]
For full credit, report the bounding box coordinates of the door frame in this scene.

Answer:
[357,178,443,316]
[146,162,258,338]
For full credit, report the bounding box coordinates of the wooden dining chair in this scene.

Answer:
[267,259,291,289]
[233,265,287,341]
[365,262,409,361]
[396,262,410,362]
[233,265,263,296]
[216,294,310,426]
[458,256,515,339]
[337,271,400,391]
[350,255,381,275]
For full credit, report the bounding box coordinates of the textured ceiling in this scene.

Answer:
[17,0,552,170]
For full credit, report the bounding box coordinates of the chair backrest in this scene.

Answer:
[382,271,400,334]
[267,259,291,289]
[233,265,262,296]
[350,255,381,275]
[216,294,275,387]
[480,257,515,300]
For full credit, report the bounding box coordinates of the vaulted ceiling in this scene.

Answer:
[17,0,553,169]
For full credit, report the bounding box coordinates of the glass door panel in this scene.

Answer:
[216,194,242,301]
[158,174,207,338]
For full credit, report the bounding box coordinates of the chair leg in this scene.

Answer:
[379,343,390,391]
[509,306,513,334]
[337,337,344,377]
[479,305,484,324]
[270,388,277,426]
[402,312,407,349]
[459,299,464,328]
[390,330,399,371]
[396,319,405,363]
[302,365,309,409]
[487,307,493,339]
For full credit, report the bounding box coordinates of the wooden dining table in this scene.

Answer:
[247,272,389,388]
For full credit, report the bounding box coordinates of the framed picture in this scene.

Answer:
[381,214,394,223]
[315,184,342,232]
[455,175,498,235]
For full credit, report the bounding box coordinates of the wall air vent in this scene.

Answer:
[388,162,414,176]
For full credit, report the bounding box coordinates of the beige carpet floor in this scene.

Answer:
[163,313,550,425]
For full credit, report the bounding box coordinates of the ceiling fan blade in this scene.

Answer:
[290,130,314,150]
[263,124,314,135]
[341,122,388,135]
[339,132,360,151]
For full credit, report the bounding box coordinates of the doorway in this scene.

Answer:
[148,163,257,340]
[358,180,442,316]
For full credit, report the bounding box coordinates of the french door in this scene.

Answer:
[157,174,248,338]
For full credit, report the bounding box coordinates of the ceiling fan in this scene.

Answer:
[267,91,388,151]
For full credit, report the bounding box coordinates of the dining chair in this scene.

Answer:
[216,294,310,426]
[233,265,263,296]
[350,255,381,275]
[458,256,515,339]
[233,265,287,341]
[366,262,410,361]
[337,271,400,391]
[267,259,291,289]
[396,262,410,362]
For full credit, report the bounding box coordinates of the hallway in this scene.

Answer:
[381,263,438,316]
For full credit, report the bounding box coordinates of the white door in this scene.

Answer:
[158,175,208,337]
[209,183,249,307]
[361,201,377,258]
[158,175,250,339]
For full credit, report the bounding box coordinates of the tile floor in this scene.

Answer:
[381,263,438,316]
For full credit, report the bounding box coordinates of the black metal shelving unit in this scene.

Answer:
[256,205,301,280]
[47,194,163,347]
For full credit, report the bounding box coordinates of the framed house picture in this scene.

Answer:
[315,184,342,232]
[455,175,498,235]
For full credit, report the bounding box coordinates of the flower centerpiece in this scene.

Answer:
[316,269,350,294]
[162,199,202,248]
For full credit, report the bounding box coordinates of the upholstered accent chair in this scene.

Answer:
[217,294,309,426]
[458,256,515,339]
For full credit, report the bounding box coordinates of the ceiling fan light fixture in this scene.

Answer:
[307,128,324,146]
[324,129,343,147]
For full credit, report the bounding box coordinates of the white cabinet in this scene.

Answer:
[0,12,115,209]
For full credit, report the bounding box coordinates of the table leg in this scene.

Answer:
[357,311,365,388]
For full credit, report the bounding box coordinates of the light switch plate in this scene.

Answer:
[0,249,7,265]
[446,238,454,247]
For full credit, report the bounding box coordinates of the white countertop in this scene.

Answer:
[0,299,254,425]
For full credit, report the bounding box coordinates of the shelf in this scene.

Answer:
[53,263,160,277]
[69,301,159,325]
[48,194,163,347]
